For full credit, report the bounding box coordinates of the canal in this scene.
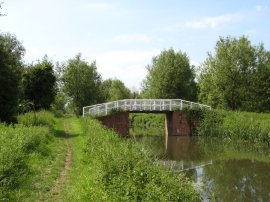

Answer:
[134,133,270,201]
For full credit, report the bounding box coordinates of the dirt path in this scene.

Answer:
[42,121,73,202]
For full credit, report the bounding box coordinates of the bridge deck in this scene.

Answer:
[83,99,211,117]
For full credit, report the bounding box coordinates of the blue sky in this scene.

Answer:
[1,0,270,90]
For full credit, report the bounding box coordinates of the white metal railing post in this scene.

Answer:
[170,100,172,111]
[105,103,108,115]
[83,107,85,117]
[180,100,183,110]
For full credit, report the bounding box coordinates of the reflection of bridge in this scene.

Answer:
[161,160,213,172]
[83,99,211,138]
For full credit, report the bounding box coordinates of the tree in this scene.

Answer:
[141,49,197,101]
[0,33,24,122]
[63,54,102,115]
[198,36,270,111]
[101,79,130,102]
[21,56,56,110]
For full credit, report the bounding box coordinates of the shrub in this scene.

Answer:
[17,110,55,128]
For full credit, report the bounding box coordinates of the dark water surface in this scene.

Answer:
[135,135,270,201]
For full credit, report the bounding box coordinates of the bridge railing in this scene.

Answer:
[83,99,211,117]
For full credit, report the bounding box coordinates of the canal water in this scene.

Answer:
[134,134,270,201]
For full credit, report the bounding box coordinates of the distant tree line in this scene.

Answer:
[0,32,269,122]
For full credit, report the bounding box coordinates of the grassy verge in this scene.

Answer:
[0,111,66,200]
[198,110,270,144]
[63,117,200,201]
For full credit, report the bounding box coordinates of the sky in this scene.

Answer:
[1,0,270,90]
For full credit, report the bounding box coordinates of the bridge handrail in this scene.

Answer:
[83,99,211,117]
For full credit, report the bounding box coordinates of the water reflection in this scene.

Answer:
[135,135,270,201]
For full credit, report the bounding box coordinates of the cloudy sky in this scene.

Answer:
[1,0,270,90]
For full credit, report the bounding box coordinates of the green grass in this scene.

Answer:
[17,110,55,128]
[198,110,270,144]
[1,112,200,201]
[63,117,200,201]
[0,111,67,200]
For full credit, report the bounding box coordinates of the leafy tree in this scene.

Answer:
[101,79,130,102]
[63,54,102,115]
[141,48,197,101]
[0,33,24,122]
[22,56,56,110]
[199,36,270,111]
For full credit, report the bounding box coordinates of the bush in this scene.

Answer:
[17,110,55,128]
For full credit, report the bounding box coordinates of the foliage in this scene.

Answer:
[17,110,55,128]
[63,54,103,115]
[130,113,165,136]
[199,36,270,112]
[141,48,198,101]
[21,56,56,111]
[198,110,270,144]
[50,91,67,116]
[0,111,55,200]
[0,33,24,122]
[64,117,200,201]
[101,79,130,102]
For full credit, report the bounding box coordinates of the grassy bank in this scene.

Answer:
[64,117,200,201]
[0,111,65,200]
[198,110,270,144]
[130,113,165,136]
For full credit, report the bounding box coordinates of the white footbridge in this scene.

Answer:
[83,99,211,117]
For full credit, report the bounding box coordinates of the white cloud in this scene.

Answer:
[113,34,151,43]
[94,49,161,88]
[185,14,242,29]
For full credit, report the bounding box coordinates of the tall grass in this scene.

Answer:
[17,110,55,128]
[198,110,270,144]
[65,117,200,201]
[0,111,55,200]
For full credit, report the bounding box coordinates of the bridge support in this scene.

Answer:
[165,112,189,136]
[165,111,197,149]
[97,111,199,139]
[97,112,130,137]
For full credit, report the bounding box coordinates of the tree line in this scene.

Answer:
[1,32,270,122]
[0,33,131,122]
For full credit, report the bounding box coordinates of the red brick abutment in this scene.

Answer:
[97,111,200,138]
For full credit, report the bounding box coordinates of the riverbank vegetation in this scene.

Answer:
[63,117,200,201]
[198,110,270,144]
[0,112,200,201]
